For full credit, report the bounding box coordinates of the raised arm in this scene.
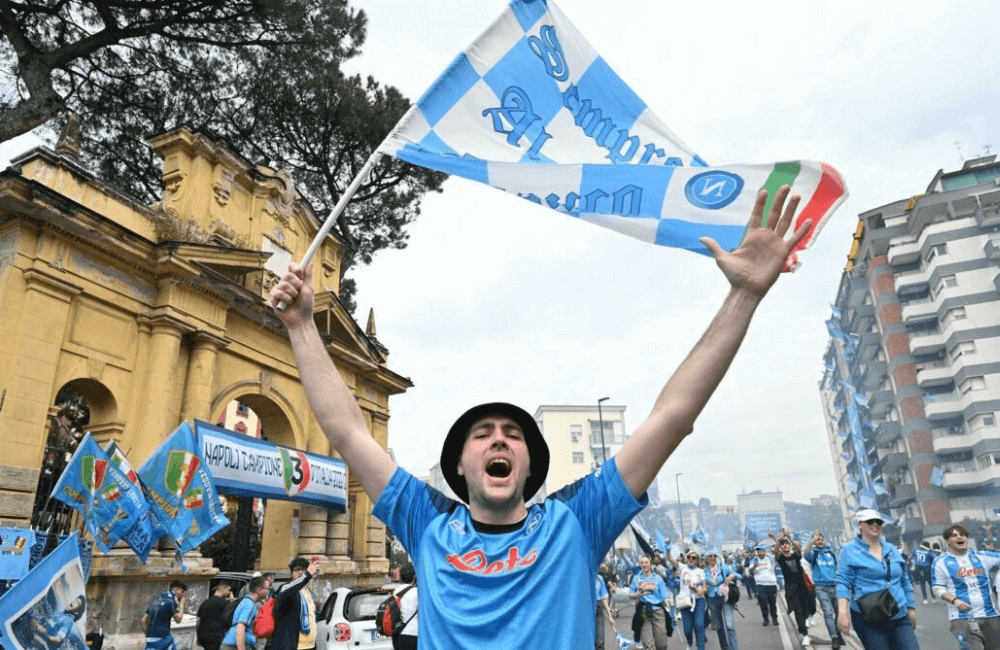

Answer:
[269,264,396,502]
[616,186,810,498]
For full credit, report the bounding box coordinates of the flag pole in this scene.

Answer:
[275,152,384,310]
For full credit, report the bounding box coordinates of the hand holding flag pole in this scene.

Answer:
[274,152,383,311]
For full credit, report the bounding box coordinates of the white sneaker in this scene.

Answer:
[802,635,811,646]
[806,615,815,627]
[922,599,928,604]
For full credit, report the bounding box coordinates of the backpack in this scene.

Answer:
[725,582,740,606]
[222,597,244,630]
[253,597,277,639]
[375,585,416,640]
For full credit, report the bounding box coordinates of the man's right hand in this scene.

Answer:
[270,263,314,329]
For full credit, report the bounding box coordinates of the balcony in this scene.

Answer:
[869,389,894,418]
[942,463,1000,489]
[889,484,916,507]
[986,236,1000,261]
[895,267,930,296]
[875,420,901,447]
[916,360,954,388]
[882,451,909,473]
[932,425,995,453]
[859,331,881,352]
[975,200,1000,228]
[861,360,888,391]
[925,391,962,420]
[901,297,936,324]
[887,234,920,266]
[909,329,945,356]
[849,303,876,332]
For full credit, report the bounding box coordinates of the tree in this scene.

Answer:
[2,0,446,308]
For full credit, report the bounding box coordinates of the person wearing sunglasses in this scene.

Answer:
[836,510,919,649]
[668,549,709,650]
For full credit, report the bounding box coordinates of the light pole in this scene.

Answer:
[676,473,684,542]
[597,397,610,466]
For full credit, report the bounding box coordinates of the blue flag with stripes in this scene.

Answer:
[379,0,847,267]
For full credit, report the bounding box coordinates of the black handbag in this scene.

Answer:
[857,557,900,624]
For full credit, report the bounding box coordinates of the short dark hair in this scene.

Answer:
[400,564,416,583]
[169,580,188,592]
[248,576,268,592]
[289,557,310,572]
[944,525,970,539]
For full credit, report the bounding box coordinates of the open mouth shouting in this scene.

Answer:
[486,457,513,479]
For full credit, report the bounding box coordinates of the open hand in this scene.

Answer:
[700,185,811,299]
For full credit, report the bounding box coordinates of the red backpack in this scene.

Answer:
[253,597,277,639]
[375,585,416,639]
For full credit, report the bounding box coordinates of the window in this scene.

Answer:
[924,243,947,264]
[589,421,613,445]
[941,307,967,329]
[970,413,996,430]
[932,274,957,299]
[948,341,976,361]
[234,422,248,434]
[572,452,585,464]
[958,376,987,395]
[236,401,249,417]
[570,424,582,443]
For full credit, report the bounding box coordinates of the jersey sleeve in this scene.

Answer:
[235,599,255,626]
[548,457,647,570]
[372,466,455,557]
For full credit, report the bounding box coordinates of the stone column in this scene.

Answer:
[0,268,81,526]
[297,504,329,559]
[129,315,189,463]
[180,331,228,424]
[325,510,350,558]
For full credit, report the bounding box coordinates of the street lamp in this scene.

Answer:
[676,473,684,542]
[597,397,610,466]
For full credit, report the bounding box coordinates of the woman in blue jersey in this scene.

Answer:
[629,555,669,650]
[836,509,919,650]
[704,551,739,650]
[668,549,708,650]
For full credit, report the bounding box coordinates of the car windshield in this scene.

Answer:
[346,592,388,621]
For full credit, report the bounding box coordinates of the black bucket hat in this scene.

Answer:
[440,402,549,504]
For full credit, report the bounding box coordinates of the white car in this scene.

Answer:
[316,584,405,650]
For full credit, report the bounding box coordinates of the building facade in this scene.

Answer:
[0,126,410,645]
[820,156,1000,545]
[737,490,787,536]
[534,403,628,493]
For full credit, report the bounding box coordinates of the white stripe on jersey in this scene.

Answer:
[932,550,1000,620]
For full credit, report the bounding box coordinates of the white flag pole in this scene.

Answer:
[275,152,383,310]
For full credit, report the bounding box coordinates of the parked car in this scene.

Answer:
[316,584,404,650]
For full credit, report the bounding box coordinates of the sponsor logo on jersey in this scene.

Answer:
[446,546,539,575]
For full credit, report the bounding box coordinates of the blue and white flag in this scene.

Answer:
[654,529,668,554]
[616,632,641,649]
[929,466,946,487]
[51,434,148,553]
[104,441,165,563]
[138,422,229,557]
[379,0,847,268]
[0,533,87,650]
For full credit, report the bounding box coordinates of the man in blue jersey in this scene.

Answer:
[269,187,811,650]
[141,580,188,650]
[804,531,843,649]
[911,540,936,604]
[932,525,1000,650]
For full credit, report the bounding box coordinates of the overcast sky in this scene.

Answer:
[3,1,997,507]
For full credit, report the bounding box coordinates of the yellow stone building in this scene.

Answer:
[0,126,410,642]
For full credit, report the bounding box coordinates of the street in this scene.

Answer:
[605,590,958,650]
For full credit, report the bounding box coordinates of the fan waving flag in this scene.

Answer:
[138,422,229,558]
[378,0,846,267]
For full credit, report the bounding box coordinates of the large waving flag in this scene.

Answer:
[51,434,148,553]
[105,441,168,562]
[378,0,847,267]
[0,534,87,650]
[138,422,229,557]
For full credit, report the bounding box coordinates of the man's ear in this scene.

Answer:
[456,461,464,478]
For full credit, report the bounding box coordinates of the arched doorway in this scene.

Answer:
[31,380,118,533]
[210,391,305,571]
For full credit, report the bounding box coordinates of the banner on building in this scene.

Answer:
[0,533,86,650]
[744,513,782,537]
[195,420,347,512]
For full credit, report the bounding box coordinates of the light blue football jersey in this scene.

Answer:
[374,457,645,650]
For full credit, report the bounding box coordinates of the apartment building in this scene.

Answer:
[820,155,1000,544]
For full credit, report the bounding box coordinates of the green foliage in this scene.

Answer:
[1,0,446,309]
